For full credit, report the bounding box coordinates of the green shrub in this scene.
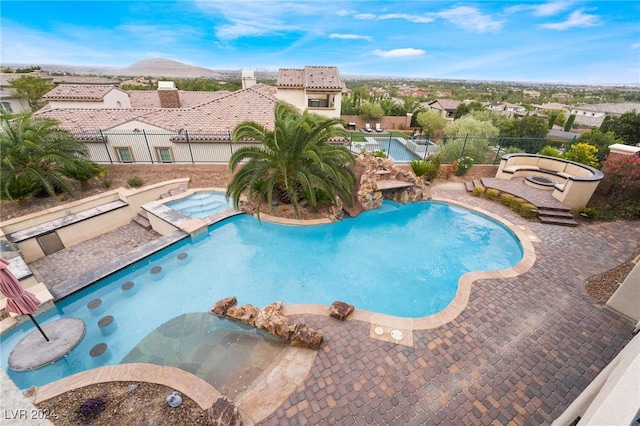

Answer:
[127,175,144,188]
[455,156,474,176]
[409,159,430,177]
[370,149,387,158]
[518,202,538,218]
[578,206,598,219]
[101,178,112,188]
[484,188,499,200]
[1,175,40,201]
[500,193,515,206]
[538,145,562,158]
[472,186,485,197]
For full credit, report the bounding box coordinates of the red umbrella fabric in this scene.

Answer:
[0,258,41,315]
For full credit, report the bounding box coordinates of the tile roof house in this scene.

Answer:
[569,102,640,128]
[33,66,345,164]
[34,84,279,163]
[427,99,461,119]
[276,66,345,119]
[42,85,132,109]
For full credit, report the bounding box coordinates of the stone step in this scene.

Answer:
[537,208,574,219]
[538,214,578,227]
[132,214,151,230]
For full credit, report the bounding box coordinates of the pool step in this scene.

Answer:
[537,208,578,227]
[132,210,151,230]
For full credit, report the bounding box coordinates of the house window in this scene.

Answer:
[115,147,134,163]
[307,94,334,108]
[0,102,13,113]
[156,147,173,163]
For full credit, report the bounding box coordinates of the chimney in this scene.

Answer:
[157,81,181,108]
[241,69,256,89]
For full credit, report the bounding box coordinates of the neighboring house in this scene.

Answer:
[531,102,569,113]
[0,90,30,114]
[488,102,527,117]
[427,99,460,119]
[42,85,131,109]
[569,102,640,128]
[276,66,344,119]
[34,83,279,164]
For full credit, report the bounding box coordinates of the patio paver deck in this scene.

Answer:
[16,182,640,424]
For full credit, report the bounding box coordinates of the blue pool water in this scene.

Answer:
[1,201,523,389]
[165,191,232,218]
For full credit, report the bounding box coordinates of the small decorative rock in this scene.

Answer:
[291,324,323,350]
[226,304,259,326]
[329,301,354,320]
[210,297,238,317]
[207,396,242,426]
[166,391,182,408]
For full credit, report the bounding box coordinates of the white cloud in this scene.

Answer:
[372,48,425,59]
[329,33,373,42]
[505,1,574,17]
[435,6,504,33]
[540,9,601,30]
[631,43,640,50]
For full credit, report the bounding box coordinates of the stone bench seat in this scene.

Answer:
[6,200,128,243]
[495,153,604,209]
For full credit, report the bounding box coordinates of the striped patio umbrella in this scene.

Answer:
[0,258,49,341]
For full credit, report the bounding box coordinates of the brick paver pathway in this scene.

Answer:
[261,183,639,425]
[29,223,160,288]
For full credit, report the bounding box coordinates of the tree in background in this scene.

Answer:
[577,129,623,164]
[227,102,355,219]
[468,109,509,130]
[440,116,499,163]
[500,115,548,138]
[453,101,484,119]
[9,76,55,110]
[1,113,89,200]
[600,110,640,146]
[542,110,567,128]
[416,109,446,136]
[359,100,385,120]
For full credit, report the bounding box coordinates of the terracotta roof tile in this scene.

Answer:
[277,68,305,88]
[51,76,120,85]
[42,85,124,101]
[33,108,157,133]
[128,90,230,108]
[34,84,278,136]
[277,66,343,90]
[303,66,343,90]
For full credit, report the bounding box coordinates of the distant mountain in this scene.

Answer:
[114,58,224,79]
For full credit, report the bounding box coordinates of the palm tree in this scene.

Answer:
[226,102,356,218]
[1,113,89,201]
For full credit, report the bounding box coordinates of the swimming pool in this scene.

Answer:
[165,191,232,218]
[1,200,523,389]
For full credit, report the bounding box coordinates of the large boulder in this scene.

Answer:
[226,304,260,326]
[207,396,242,426]
[329,301,354,320]
[210,297,237,317]
[291,324,323,349]
[254,302,294,340]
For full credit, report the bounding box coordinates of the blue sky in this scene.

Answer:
[1,0,639,84]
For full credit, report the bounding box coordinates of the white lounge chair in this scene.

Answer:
[364,123,373,132]
[375,123,383,132]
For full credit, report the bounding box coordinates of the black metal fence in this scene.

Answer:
[73,129,575,165]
